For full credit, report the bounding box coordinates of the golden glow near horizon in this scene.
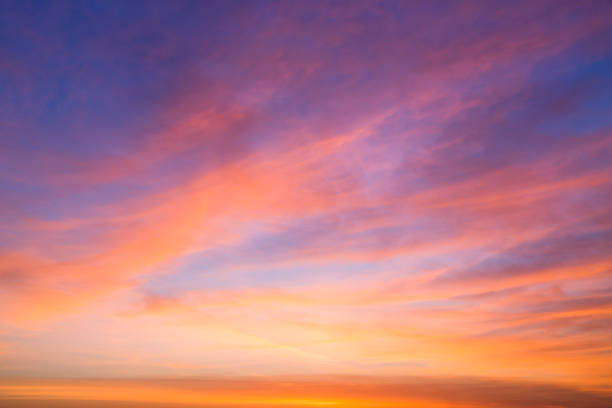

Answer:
[1,377,605,408]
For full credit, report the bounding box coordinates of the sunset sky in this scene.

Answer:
[1,1,612,407]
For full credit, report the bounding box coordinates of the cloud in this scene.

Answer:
[0,0,611,394]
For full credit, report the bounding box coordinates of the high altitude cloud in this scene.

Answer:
[0,0,611,407]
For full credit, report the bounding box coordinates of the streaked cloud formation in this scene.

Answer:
[1,0,611,407]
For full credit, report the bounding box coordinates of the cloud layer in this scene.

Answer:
[1,0,611,406]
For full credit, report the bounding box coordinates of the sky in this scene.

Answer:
[0,0,611,407]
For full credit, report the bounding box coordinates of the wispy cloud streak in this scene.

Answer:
[0,0,611,406]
